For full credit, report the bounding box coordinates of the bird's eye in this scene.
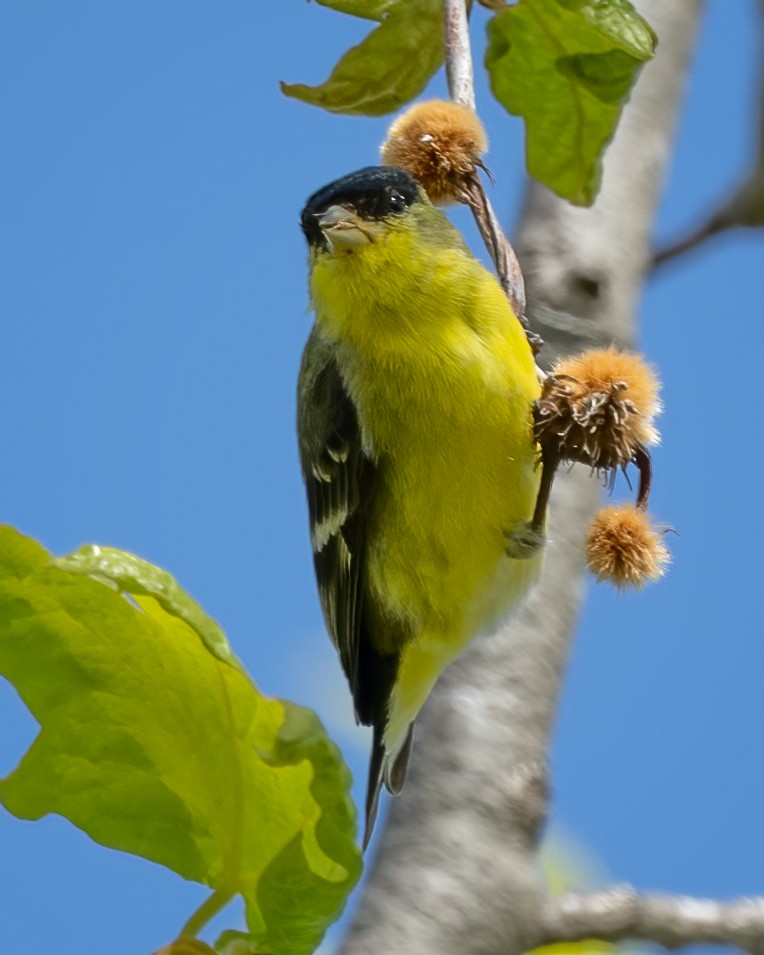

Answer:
[387,191,407,213]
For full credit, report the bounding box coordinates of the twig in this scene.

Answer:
[443,0,538,348]
[652,207,733,267]
[444,0,476,111]
[652,172,764,268]
[541,887,764,954]
[653,0,764,269]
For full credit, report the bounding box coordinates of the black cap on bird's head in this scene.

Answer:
[301,166,423,251]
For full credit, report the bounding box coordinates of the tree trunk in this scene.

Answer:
[338,2,705,953]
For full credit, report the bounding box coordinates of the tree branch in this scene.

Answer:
[541,888,764,953]
[653,0,764,268]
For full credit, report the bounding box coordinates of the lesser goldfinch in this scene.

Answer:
[297,166,541,846]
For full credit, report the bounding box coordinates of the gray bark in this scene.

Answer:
[338,2,705,953]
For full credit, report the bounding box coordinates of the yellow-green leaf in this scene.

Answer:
[0,527,361,955]
[485,0,656,205]
[281,0,444,117]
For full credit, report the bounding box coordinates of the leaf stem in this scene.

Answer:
[179,889,235,939]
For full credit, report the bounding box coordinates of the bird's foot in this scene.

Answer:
[506,521,545,559]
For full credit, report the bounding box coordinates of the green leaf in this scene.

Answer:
[0,527,362,955]
[485,0,656,205]
[281,0,444,116]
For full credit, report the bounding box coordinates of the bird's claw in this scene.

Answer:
[505,522,546,560]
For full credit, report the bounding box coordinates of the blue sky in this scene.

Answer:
[1,1,762,952]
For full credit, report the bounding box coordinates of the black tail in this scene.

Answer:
[363,722,414,850]
[363,725,386,850]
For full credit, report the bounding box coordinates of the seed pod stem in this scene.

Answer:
[633,444,653,511]
[458,170,535,342]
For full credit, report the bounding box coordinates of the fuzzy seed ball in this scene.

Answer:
[553,348,662,445]
[381,99,488,204]
[534,347,662,472]
[586,504,670,589]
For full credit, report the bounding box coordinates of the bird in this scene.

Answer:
[297,165,542,847]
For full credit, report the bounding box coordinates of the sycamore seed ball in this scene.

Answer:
[553,347,662,419]
[552,347,662,446]
[586,504,670,590]
[381,100,488,204]
[534,347,663,474]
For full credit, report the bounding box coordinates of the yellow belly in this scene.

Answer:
[361,357,542,751]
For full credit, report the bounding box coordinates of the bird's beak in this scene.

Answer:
[317,205,380,250]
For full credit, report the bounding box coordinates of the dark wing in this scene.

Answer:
[297,328,412,846]
[297,328,380,725]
